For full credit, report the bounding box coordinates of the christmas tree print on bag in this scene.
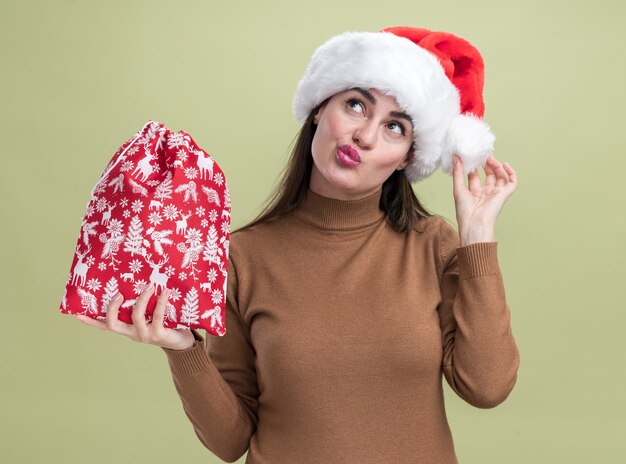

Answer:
[60,120,230,336]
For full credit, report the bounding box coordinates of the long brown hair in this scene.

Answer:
[236,104,433,234]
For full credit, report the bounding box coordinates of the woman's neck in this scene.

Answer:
[292,188,385,231]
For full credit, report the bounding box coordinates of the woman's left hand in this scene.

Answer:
[452,154,518,246]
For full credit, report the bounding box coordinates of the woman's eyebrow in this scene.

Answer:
[350,87,414,128]
[351,87,376,104]
[390,111,413,127]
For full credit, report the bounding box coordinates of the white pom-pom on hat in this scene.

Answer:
[439,113,495,176]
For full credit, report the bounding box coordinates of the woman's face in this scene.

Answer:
[309,87,414,201]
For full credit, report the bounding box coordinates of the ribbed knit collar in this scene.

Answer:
[292,188,385,231]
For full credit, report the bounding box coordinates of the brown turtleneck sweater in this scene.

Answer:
[161,188,520,463]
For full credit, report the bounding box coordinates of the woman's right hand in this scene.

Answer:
[74,283,197,351]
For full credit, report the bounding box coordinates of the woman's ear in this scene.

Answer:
[397,148,415,171]
[313,101,328,125]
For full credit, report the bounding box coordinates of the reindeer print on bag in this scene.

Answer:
[60,120,230,336]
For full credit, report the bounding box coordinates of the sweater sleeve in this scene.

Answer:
[437,217,520,409]
[161,255,259,463]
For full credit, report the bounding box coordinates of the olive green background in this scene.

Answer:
[2,0,624,462]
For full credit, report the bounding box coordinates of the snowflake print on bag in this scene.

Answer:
[60,120,230,336]
[96,198,108,213]
[129,259,143,273]
[148,211,162,226]
[185,167,199,180]
[176,149,188,163]
[134,279,149,295]
[162,204,178,221]
[120,160,134,172]
[214,172,224,187]
[211,289,222,304]
[86,278,102,292]
[131,200,144,213]
[168,287,181,302]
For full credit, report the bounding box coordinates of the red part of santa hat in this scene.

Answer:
[381,26,486,118]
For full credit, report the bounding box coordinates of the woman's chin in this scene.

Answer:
[310,164,374,199]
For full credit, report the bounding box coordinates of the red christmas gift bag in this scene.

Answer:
[60,120,230,336]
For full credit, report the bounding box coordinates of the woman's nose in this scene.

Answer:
[353,120,377,149]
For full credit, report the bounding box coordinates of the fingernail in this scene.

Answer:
[115,292,122,301]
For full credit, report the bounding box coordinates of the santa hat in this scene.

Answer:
[292,26,495,182]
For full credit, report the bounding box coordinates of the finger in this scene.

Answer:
[151,287,170,340]
[468,168,481,194]
[502,162,518,191]
[105,292,136,338]
[484,157,497,187]
[491,158,508,188]
[74,314,108,330]
[452,155,466,197]
[132,282,155,341]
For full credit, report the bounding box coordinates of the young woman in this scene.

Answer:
[77,27,520,463]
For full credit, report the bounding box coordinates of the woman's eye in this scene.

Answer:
[388,121,406,136]
[346,98,364,114]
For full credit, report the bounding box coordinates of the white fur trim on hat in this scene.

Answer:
[292,31,495,182]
